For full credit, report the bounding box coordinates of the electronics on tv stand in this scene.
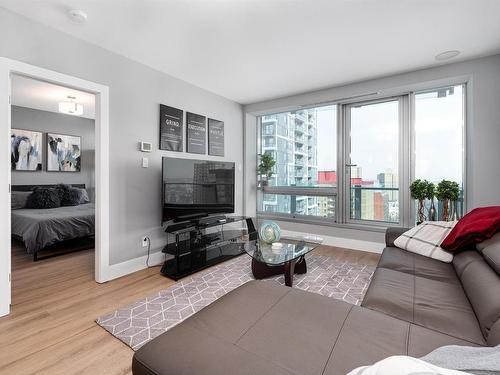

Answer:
[166,214,228,233]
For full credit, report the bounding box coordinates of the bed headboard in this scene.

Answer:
[11,184,86,192]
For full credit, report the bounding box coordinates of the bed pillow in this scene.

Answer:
[441,206,500,252]
[56,184,84,206]
[11,191,31,210]
[394,221,456,263]
[25,187,62,209]
[75,188,90,204]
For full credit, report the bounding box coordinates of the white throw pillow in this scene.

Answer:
[347,355,470,375]
[394,221,457,263]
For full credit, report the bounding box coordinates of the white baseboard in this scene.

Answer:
[99,251,171,283]
[280,230,384,254]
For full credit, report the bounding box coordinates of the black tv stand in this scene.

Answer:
[160,216,256,280]
[173,213,208,223]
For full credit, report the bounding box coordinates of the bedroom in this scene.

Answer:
[10,75,96,269]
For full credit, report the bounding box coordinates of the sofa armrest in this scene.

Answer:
[385,227,410,247]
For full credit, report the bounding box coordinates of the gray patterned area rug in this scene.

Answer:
[96,254,375,350]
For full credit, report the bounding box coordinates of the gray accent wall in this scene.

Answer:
[11,106,95,195]
[0,8,244,265]
[245,54,500,245]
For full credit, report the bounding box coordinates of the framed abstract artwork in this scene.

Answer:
[11,128,43,171]
[47,133,82,172]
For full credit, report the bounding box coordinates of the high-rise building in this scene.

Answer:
[261,109,320,216]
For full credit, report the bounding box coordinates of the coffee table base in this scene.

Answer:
[251,256,307,287]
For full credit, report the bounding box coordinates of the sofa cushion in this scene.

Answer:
[378,247,460,284]
[361,267,484,344]
[453,250,500,344]
[133,281,484,375]
[477,232,500,276]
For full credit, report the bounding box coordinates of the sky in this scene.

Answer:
[313,85,464,185]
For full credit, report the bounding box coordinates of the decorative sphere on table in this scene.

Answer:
[259,221,281,243]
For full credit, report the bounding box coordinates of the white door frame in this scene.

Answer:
[0,57,110,317]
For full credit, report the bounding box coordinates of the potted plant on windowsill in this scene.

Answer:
[258,153,275,189]
[425,181,436,221]
[410,179,434,224]
[435,180,460,221]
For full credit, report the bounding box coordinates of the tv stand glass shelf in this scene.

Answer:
[161,216,256,280]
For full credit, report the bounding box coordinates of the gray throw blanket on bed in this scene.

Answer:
[421,344,500,375]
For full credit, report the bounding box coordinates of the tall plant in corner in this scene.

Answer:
[410,179,433,223]
[435,180,460,221]
[258,153,276,187]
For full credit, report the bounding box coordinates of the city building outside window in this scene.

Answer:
[257,83,466,228]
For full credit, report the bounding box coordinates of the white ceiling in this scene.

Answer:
[2,0,500,104]
[11,75,96,119]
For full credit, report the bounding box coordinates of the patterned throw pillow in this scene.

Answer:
[394,221,457,263]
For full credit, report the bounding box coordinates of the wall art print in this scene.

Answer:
[47,133,81,172]
[11,128,43,171]
[159,104,184,151]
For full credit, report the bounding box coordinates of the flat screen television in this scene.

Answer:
[162,157,235,222]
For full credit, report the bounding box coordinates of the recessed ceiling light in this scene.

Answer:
[68,9,88,24]
[435,50,460,61]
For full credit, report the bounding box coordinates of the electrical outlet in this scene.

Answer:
[142,237,149,247]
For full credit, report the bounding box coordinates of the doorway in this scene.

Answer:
[0,58,110,317]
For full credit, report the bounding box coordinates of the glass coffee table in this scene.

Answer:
[241,236,323,287]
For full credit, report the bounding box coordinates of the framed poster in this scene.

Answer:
[159,104,183,151]
[11,128,43,171]
[186,112,206,154]
[208,118,224,156]
[47,133,81,172]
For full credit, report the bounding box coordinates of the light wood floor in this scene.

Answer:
[0,242,379,375]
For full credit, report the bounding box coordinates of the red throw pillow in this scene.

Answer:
[441,206,500,252]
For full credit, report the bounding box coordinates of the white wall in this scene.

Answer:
[245,54,500,247]
[0,8,244,265]
[11,106,95,193]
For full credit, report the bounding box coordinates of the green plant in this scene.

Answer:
[410,179,434,222]
[435,180,460,221]
[258,153,276,180]
[425,182,435,200]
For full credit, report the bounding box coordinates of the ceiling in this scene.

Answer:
[2,0,500,104]
[11,75,96,119]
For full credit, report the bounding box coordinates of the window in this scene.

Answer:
[259,106,337,219]
[257,83,466,228]
[414,84,465,219]
[346,99,400,223]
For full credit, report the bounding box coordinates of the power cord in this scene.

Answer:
[145,236,152,267]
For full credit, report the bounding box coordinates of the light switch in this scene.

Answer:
[142,157,149,168]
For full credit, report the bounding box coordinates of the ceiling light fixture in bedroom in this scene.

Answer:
[59,96,84,116]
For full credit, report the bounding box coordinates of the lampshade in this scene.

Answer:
[58,101,83,116]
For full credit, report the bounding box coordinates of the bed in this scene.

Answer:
[11,184,95,261]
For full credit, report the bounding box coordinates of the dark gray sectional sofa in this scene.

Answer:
[132,227,500,375]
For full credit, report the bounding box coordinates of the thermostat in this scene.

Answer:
[140,142,152,152]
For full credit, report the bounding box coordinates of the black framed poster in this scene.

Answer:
[186,112,206,154]
[208,118,224,156]
[159,104,183,151]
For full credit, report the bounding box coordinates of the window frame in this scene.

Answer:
[256,82,467,231]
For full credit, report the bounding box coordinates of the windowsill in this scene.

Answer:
[256,212,398,233]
